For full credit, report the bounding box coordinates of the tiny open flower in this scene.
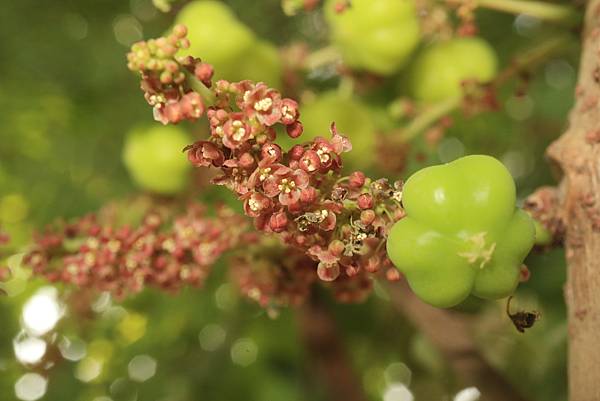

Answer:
[329,122,353,154]
[261,143,282,161]
[185,141,225,167]
[243,192,273,217]
[280,98,300,125]
[248,159,282,189]
[222,113,252,149]
[317,262,340,281]
[299,150,321,173]
[243,83,282,126]
[263,167,310,206]
[269,211,289,232]
[310,137,342,171]
[309,245,340,265]
[180,92,205,120]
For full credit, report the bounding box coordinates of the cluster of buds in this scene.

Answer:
[127,25,212,125]
[23,202,247,298]
[127,27,405,302]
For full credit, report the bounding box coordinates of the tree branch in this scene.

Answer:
[298,293,368,401]
[546,1,600,399]
[385,281,529,401]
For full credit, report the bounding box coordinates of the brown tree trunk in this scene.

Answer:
[547,1,600,399]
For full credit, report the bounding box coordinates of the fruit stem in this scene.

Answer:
[477,0,581,25]
[399,97,460,142]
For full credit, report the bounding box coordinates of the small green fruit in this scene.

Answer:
[123,125,192,194]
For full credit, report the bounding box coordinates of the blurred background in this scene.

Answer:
[0,0,576,400]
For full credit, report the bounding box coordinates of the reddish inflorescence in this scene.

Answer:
[26,25,406,308]
[24,204,247,298]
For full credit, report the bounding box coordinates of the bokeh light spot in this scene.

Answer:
[15,373,47,401]
[383,383,414,401]
[22,287,63,336]
[113,15,143,46]
[230,338,258,367]
[384,362,412,386]
[454,387,481,401]
[13,332,46,365]
[199,324,226,352]
[128,355,157,382]
[59,336,87,362]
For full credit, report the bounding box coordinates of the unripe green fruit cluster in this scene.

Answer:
[387,155,535,308]
[176,0,282,87]
[324,0,421,75]
[407,37,498,102]
[123,125,192,194]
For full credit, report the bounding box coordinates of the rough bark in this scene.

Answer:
[546,1,600,399]
[387,281,529,401]
[298,294,368,401]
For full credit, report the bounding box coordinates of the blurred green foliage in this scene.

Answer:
[0,0,576,400]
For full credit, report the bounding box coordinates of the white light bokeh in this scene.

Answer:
[13,331,46,365]
[454,387,481,401]
[128,354,157,382]
[199,324,226,352]
[22,287,63,336]
[383,383,414,401]
[59,336,87,362]
[15,373,48,401]
[230,338,258,367]
[505,95,534,121]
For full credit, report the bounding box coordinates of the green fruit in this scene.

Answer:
[407,37,498,102]
[230,41,283,88]
[533,219,552,246]
[280,91,377,168]
[325,0,420,75]
[123,125,192,194]
[176,1,255,78]
[387,155,535,308]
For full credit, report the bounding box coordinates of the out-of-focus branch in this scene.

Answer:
[385,281,529,401]
[298,293,368,401]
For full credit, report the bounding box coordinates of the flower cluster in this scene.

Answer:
[126,27,405,303]
[127,24,211,125]
[24,202,247,298]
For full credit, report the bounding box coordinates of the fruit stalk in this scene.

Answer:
[545,0,600,398]
[477,0,581,25]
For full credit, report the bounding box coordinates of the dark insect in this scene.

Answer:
[506,296,540,333]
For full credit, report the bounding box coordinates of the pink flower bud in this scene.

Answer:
[360,210,376,226]
[328,240,345,257]
[286,121,303,138]
[269,211,288,233]
[357,193,374,210]
[238,152,256,170]
[288,145,305,161]
[349,171,366,188]
[300,187,318,204]
[194,63,214,87]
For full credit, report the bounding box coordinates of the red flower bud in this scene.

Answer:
[349,171,366,188]
[261,143,282,161]
[286,121,303,138]
[357,193,374,210]
[288,145,305,161]
[269,211,288,233]
[360,209,376,225]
